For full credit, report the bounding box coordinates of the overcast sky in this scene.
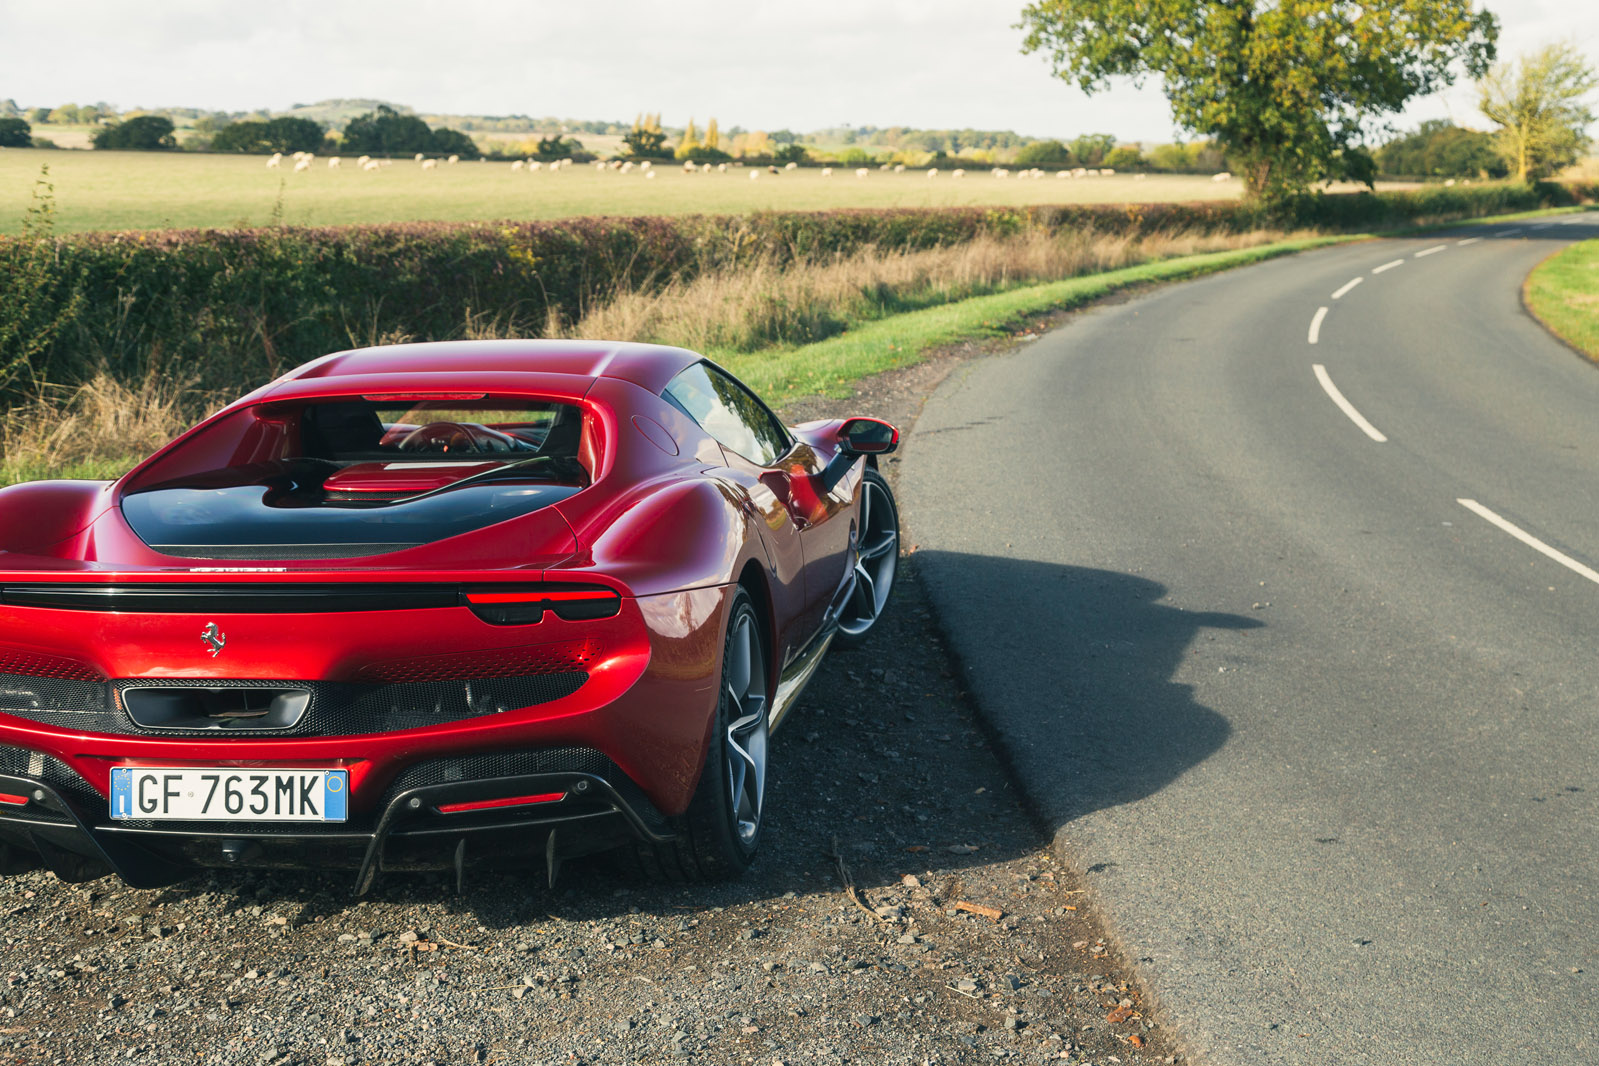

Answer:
[2,0,1595,142]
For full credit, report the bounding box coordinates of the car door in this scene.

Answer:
[662,362,850,659]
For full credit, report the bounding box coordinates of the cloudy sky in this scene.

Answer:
[2,0,1595,141]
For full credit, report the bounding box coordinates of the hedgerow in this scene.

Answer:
[0,181,1591,406]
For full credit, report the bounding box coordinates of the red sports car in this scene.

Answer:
[0,341,899,891]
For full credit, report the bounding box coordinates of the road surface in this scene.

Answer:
[900,214,1599,1064]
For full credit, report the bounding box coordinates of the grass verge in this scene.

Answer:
[1524,237,1599,360]
[718,234,1356,398]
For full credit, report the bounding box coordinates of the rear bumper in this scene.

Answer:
[0,756,673,892]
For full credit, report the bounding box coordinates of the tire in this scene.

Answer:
[835,466,899,645]
[631,586,768,881]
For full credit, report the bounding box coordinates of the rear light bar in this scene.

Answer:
[361,393,486,402]
[436,791,566,814]
[464,585,622,626]
[0,793,28,807]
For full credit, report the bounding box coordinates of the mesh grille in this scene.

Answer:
[148,543,420,560]
[358,639,602,683]
[0,671,587,738]
[0,744,99,807]
[0,652,105,682]
[0,672,110,713]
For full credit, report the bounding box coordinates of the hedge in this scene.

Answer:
[1,182,1592,405]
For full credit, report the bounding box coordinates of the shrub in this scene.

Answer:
[90,115,176,151]
[0,118,30,148]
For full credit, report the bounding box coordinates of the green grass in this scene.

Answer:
[1525,237,1599,360]
[1,147,1272,235]
[721,234,1358,399]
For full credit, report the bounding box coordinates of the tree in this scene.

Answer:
[91,115,176,150]
[429,126,480,159]
[264,116,324,153]
[1376,120,1502,178]
[773,143,809,164]
[210,121,270,153]
[1016,139,1071,165]
[341,105,435,156]
[622,112,668,158]
[704,118,721,151]
[1068,133,1114,167]
[1478,43,1598,181]
[675,118,700,159]
[0,118,30,148]
[1103,144,1145,169]
[1019,0,1499,202]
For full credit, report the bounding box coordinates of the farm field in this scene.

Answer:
[0,146,1379,235]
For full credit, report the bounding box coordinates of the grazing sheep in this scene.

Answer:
[421,159,438,170]
[855,168,869,178]
[361,160,381,172]
[414,153,425,162]
[1211,171,1232,182]
[447,155,459,164]
[511,160,524,171]
[293,157,311,172]
[357,155,371,166]
[879,163,890,170]
[529,160,542,171]
[621,161,634,172]
[645,171,656,179]
[749,170,760,181]
[1101,167,1115,175]
[701,163,713,173]
[717,163,728,173]
[683,159,696,171]
[767,164,779,174]
[784,161,798,170]
[1072,167,1087,178]
[1444,177,1456,187]
[992,168,1009,178]
[1057,170,1069,179]
[327,157,341,169]
[893,164,905,173]
[951,168,965,179]
[1133,173,1147,181]
[928,168,938,178]
[266,153,282,169]
[821,167,833,177]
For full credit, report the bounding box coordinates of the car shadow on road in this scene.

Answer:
[912,551,1260,828]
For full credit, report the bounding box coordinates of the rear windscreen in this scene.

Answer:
[303,399,578,460]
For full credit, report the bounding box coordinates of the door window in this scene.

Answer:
[663,362,790,466]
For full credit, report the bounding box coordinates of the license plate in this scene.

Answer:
[109,768,348,822]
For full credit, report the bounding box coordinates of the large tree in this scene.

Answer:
[1478,43,1598,182]
[1018,0,1499,201]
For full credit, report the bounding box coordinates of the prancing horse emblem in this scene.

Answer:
[200,623,227,658]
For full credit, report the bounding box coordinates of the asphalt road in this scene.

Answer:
[899,213,1599,1065]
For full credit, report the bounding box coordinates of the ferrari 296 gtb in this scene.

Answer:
[0,340,900,891]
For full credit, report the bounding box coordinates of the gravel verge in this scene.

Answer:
[0,314,1179,1066]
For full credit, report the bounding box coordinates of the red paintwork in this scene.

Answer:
[0,340,891,826]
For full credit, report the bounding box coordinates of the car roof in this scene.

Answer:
[274,340,703,396]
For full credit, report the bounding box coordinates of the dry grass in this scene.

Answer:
[0,373,204,485]
[560,226,1307,353]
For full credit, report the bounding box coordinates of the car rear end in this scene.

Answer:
[0,381,730,890]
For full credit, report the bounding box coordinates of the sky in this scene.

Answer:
[1,0,1596,142]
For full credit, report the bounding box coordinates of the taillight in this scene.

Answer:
[464,585,622,625]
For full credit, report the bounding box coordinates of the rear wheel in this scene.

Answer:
[836,466,899,644]
[632,586,768,881]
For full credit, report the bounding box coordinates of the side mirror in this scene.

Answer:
[838,417,899,456]
[821,418,899,490]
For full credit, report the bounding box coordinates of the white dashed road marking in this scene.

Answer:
[1414,244,1447,258]
[1457,499,1599,587]
[1313,364,1387,443]
[1372,259,1405,274]
[1457,237,1482,246]
[1308,306,1329,345]
[1331,277,1363,299]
